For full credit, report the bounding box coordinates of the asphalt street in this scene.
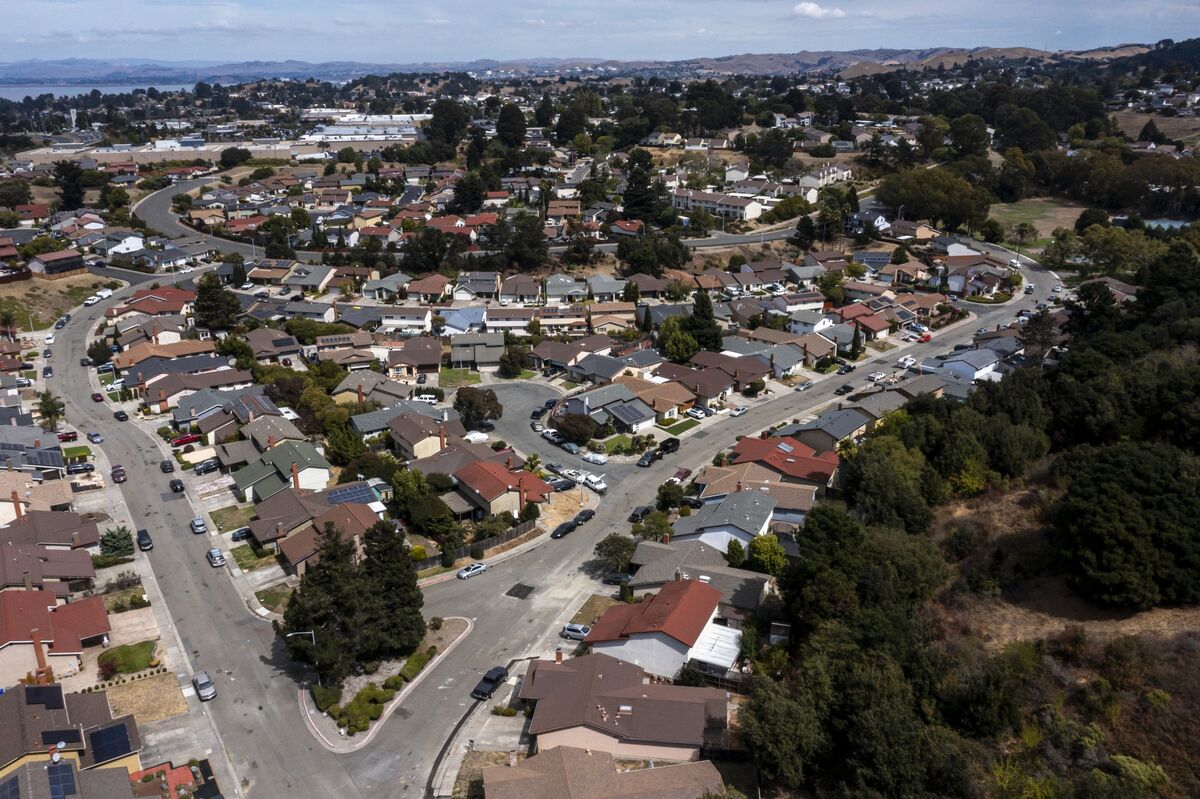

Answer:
[47,249,1048,798]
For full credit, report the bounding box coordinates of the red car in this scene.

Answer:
[90,392,103,402]
[57,431,78,443]
[918,333,932,343]
[171,434,201,448]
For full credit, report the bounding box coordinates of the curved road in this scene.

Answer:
[59,253,1050,798]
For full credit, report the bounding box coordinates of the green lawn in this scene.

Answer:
[62,445,91,459]
[98,640,156,674]
[987,198,1086,250]
[231,543,277,572]
[209,504,255,531]
[604,435,632,454]
[255,584,293,614]
[559,380,581,390]
[503,369,536,380]
[658,418,700,436]
[439,367,480,389]
[965,292,1013,304]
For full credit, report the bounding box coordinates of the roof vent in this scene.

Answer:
[618,704,633,715]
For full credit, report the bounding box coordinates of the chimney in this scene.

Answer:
[30,628,47,672]
[34,439,40,449]
[11,491,21,519]
[23,571,32,591]
[519,478,527,510]
[555,647,563,664]
[662,532,670,546]
[71,532,79,548]
[736,481,742,493]
[276,522,283,538]
[268,435,276,450]
[438,425,446,449]
[291,462,300,490]
[357,384,365,411]
[506,455,513,470]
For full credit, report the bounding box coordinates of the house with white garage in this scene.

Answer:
[942,348,1001,381]
[669,491,776,554]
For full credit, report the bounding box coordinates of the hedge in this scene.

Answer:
[399,646,437,681]
[329,683,395,735]
[312,685,342,713]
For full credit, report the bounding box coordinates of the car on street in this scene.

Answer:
[834,384,855,396]
[54,319,66,330]
[560,441,581,455]
[794,380,814,392]
[543,398,558,409]
[456,562,487,579]
[897,355,916,368]
[66,463,94,475]
[160,459,174,473]
[471,666,509,700]
[673,467,693,482]
[231,527,252,542]
[918,333,932,343]
[206,548,225,567]
[582,452,607,465]
[541,429,563,444]
[190,517,208,534]
[113,409,128,421]
[1053,284,1063,293]
[41,366,52,378]
[686,407,707,420]
[136,529,153,551]
[582,474,608,494]
[42,348,52,359]
[530,420,544,432]
[90,392,103,402]
[169,479,185,493]
[110,467,127,483]
[629,506,652,523]
[416,373,427,384]
[192,671,217,701]
[659,438,681,454]
[86,432,104,444]
[550,521,577,539]
[255,291,271,300]
[547,477,576,492]
[179,266,194,274]
[837,364,856,375]
[83,296,100,306]
[575,508,595,524]
[530,407,546,420]
[43,333,55,345]
[545,462,566,476]
[637,451,657,467]
[560,623,591,641]
[1024,285,1035,294]
[867,371,887,383]
[603,572,633,585]
[730,406,748,416]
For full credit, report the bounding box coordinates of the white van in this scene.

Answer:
[414,394,439,405]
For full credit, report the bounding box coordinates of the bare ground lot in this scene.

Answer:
[0,273,121,330]
[106,672,188,724]
[987,197,1089,249]
[1111,111,1200,146]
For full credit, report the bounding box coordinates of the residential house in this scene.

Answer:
[384,336,442,378]
[651,364,733,406]
[378,307,433,335]
[774,407,872,453]
[406,273,451,302]
[672,190,762,221]
[587,274,627,303]
[282,264,335,295]
[878,260,929,286]
[452,461,551,518]
[454,271,501,301]
[688,351,770,391]
[232,441,332,502]
[612,375,695,423]
[670,491,776,554]
[0,428,65,475]
[529,340,587,371]
[499,275,541,305]
[566,353,628,386]
[0,591,110,686]
[628,539,773,627]
[441,306,486,336]
[390,414,466,460]
[586,579,742,679]
[561,384,657,434]
[243,327,302,363]
[331,371,411,409]
[361,272,413,301]
[28,250,85,277]
[730,435,840,490]
[277,502,380,577]
[482,746,724,799]
[518,654,729,762]
[449,333,505,370]
[942,348,1002,381]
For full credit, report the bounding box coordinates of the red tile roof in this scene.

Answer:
[730,435,839,484]
[0,591,109,653]
[586,579,721,647]
[454,461,551,503]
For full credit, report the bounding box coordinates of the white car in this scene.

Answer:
[179,266,193,274]
[83,295,99,306]
[541,429,564,444]
[456,562,487,579]
[206,548,226,567]
[582,452,608,465]
[867,371,888,383]
[1053,284,1063,293]
[686,407,707,420]
[582,474,608,494]
[897,355,916,368]
[43,333,55,345]
[240,282,254,290]
[463,431,489,443]
[731,407,747,417]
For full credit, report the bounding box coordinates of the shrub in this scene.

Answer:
[383,675,405,691]
[429,617,443,631]
[409,544,427,562]
[400,649,433,681]
[491,705,518,716]
[312,685,343,713]
[490,440,508,451]
[426,472,455,493]
[98,660,118,681]
[470,544,485,560]
[440,549,455,568]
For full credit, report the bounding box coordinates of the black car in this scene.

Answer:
[837,365,856,375]
[530,407,546,420]
[550,521,578,539]
[136,529,153,551]
[54,318,66,330]
[659,437,681,454]
[66,463,95,475]
[547,477,576,492]
[543,398,558,409]
[603,573,633,586]
[41,366,53,378]
[416,373,427,384]
[637,451,656,467]
[834,384,855,396]
[160,459,175,473]
[629,506,652,523]
[113,410,129,421]
[231,527,253,542]
[169,478,185,493]
[471,666,509,700]
[193,459,220,476]
[42,348,52,358]
[255,291,271,300]
[79,357,92,367]
[682,496,704,510]
[575,509,595,524]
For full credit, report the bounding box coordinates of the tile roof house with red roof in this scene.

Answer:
[0,590,110,686]
[730,434,840,490]
[453,461,551,517]
[584,579,740,678]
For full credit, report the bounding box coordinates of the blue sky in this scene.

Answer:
[6,0,1196,63]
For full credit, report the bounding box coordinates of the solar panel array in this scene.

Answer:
[46,762,76,799]
[325,482,377,506]
[24,685,65,710]
[0,776,19,799]
[41,729,82,745]
[88,724,132,764]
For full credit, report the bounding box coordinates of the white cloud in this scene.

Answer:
[793,2,846,19]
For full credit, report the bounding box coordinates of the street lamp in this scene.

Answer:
[285,630,320,686]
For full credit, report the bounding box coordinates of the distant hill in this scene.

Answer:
[1112,37,1200,71]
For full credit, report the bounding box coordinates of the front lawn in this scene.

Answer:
[603,435,632,454]
[209,504,255,531]
[98,640,157,674]
[965,292,1013,304]
[255,583,293,614]
[501,369,536,380]
[62,445,91,460]
[439,367,480,389]
[658,418,700,436]
[231,542,277,572]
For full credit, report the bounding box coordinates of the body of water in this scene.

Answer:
[0,84,193,101]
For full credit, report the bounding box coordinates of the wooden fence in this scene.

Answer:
[412,518,538,571]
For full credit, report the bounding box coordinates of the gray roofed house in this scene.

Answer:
[361,272,412,301]
[122,353,231,386]
[566,353,628,385]
[282,264,334,292]
[335,306,389,330]
[544,273,588,303]
[640,303,692,329]
[283,301,335,322]
[760,343,808,378]
[628,539,773,623]
[720,337,771,358]
[773,407,871,453]
[333,371,411,406]
[605,398,656,431]
[852,389,909,424]
[562,383,636,419]
[171,385,267,426]
[242,415,306,451]
[619,348,665,370]
[0,427,65,473]
[454,271,500,300]
[449,332,505,368]
[587,274,627,302]
[821,322,859,353]
[784,262,826,284]
[350,401,458,437]
[671,491,776,554]
[441,306,486,335]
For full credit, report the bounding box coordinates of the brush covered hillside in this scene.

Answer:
[738,237,1200,798]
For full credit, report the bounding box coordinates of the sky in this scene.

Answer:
[5,0,1197,65]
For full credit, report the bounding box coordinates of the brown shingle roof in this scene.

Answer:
[586,579,721,647]
[483,746,724,799]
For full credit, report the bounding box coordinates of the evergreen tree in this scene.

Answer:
[53,160,85,210]
[496,103,528,149]
[850,324,863,359]
[193,273,242,331]
[791,215,816,250]
[534,92,555,128]
[358,521,426,660]
[621,148,662,223]
[685,290,723,351]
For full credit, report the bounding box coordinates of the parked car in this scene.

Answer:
[673,467,693,482]
[90,392,103,402]
[867,371,887,383]
[15,377,30,388]
[416,373,427,384]
[582,474,608,494]
[686,407,707,420]
[834,384,855,396]
[530,421,544,432]
[111,467,127,484]
[160,459,175,473]
[83,296,99,306]
[43,333,55,345]
[560,623,590,641]
[629,506,652,523]
[541,429,563,444]
[86,432,104,444]
[66,463,94,475]
[637,451,657,467]
[113,409,129,421]
[190,517,208,534]
[41,366,52,378]
[470,666,509,700]
[918,333,932,343]
[602,573,633,586]
[682,496,704,510]
[793,380,814,392]
[547,477,576,492]
[659,438,681,454]
[54,318,66,330]
[57,431,78,443]
[169,479,185,493]
[171,433,201,448]
[837,365,856,375]
[457,562,487,579]
[560,442,581,455]
[192,671,216,701]
[231,527,252,542]
[543,398,558,409]
[575,509,596,524]
[730,406,748,416]
[530,407,545,420]
[582,452,607,465]
[193,459,220,476]
[701,405,716,417]
[136,529,153,551]
[42,348,52,359]
[1053,284,1063,293]
[897,355,916,368]
[413,394,439,404]
[1025,285,1035,294]
[206,548,225,567]
[551,521,578,539]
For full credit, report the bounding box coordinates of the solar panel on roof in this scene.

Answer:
[24,685,64,709]
[88,724,132,764]
[46,762,75,799]
[42,729,82,745]
[325,483,377,506]
[777,442,794,453]
[0,776,19,799]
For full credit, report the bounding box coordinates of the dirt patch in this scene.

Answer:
[105,672,188,723]
[536,491,590,530]
[453,750,525,799]
[338,616,469,700]
[987,198,1088,247]
[1111,111,1200,146]
[570,594,620,626]
[0,274,120,330]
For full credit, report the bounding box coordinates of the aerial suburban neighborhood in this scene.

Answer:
[0,11,1197,799]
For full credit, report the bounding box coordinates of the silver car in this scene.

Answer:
[560,623,590,641]
[192,671,216,701]
[190,517,208,534]
[456,562,487,579]
[206,548,225,567]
